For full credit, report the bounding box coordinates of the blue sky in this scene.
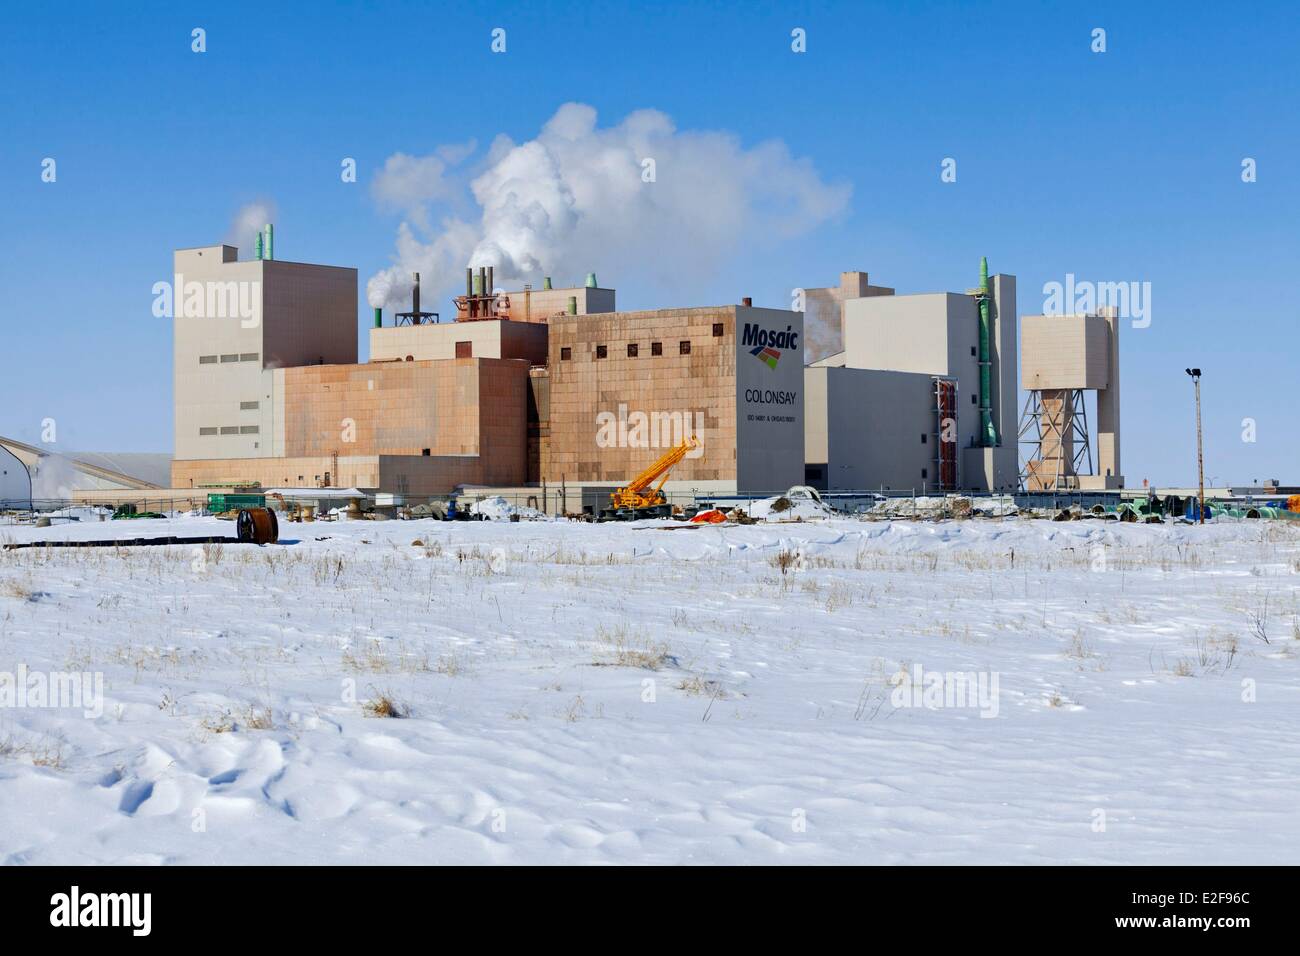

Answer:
[2,0,1296,485]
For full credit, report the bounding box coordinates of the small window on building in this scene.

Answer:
[199,427,218,436]
[422,448,430,456]
[679,340,691,355]
[405,355,414,362]
[220,354,239,363]
[627,343,639,358]
[220,426,239,435]
[596,345,608,359]
[455,341,473,358]
[240,401,260,410]
[922,468,928,480]
[239,425,259,435]
[651,341,663,356]
[921,433,927,444]
[239,352,259,362]
[971,393,977,404]
[560,347,572,361]
[712,323,724,337]
[199,355,218,365]
[971,346,977,357]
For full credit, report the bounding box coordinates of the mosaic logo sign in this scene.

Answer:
[740,322,799,370]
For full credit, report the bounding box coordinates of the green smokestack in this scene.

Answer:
[255,232,263,260]
[977,256,998,447]
[585,272,597,288]
[373,307,382,329]
[265,223,274,261]
[543,276,552,290]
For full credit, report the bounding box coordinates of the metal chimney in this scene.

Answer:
[265,223,274,261]
[395,272,436,326]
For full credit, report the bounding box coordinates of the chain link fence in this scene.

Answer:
[3,488,1144,525]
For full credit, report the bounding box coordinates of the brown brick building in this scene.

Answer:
[538,305,804,493]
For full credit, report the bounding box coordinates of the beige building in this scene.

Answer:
[172,244,358,463]
[170,241,531,495]
[1019,306,1122,490]
[803,267,1019,493]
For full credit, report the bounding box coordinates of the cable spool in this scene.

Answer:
[236,507,280,544]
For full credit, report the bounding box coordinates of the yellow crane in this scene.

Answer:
[608,437,699,517]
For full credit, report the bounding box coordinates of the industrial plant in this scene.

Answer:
[0,226,1157,515]
[166,233,1021,504]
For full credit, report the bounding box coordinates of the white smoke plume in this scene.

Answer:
[225,200,277,260]
[366,103,849,312]
[28,452,81,500]
[802,289,845,366]
[370,142,475,217]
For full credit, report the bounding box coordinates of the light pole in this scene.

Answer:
[1185,368,1204,524]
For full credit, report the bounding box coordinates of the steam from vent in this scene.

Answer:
[366,103,850,312]
[365,220,478,309]
[365,266,400,310]
[802,292,844,366]
[226,201,277,260]
[27,452,82,500]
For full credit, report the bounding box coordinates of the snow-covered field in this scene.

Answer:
[1,512,1297,865]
